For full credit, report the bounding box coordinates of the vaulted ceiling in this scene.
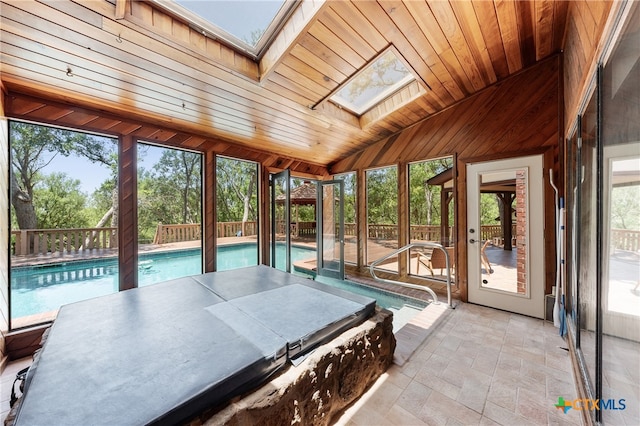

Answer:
[0,0,571,169]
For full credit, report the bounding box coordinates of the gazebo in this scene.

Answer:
[275,182,318,238]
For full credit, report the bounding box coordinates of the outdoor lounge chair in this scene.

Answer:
[481,240,493,274]
[417,247,455,276]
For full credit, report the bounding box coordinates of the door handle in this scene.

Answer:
[469,238,478,244]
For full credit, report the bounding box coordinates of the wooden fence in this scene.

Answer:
[11,227,118,256]
[11,223,639,255]
[216,221,258,239]
[153,223,202,244]
[611,229,640,252]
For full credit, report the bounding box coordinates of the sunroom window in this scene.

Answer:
[330,49,416,116]
[154,0,297,58]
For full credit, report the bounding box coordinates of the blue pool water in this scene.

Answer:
[11,243,426,329]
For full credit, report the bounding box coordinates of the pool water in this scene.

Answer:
[313,276,427,332]
[11,243,426,331]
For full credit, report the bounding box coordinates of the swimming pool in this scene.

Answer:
[11,243,426,330]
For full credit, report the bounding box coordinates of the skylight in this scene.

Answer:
[330,49,416,116]
[156,0,295,57]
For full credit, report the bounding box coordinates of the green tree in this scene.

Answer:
[136,168,157,242]
[336,172,356,224]
[409,158,453,226]
[10,121,118,230]
[138,149,202,241]
[34,173,90,229]
[216,157,258,228]
[366,167,398,225]
[480,194,501,225]
[611,185,640,229]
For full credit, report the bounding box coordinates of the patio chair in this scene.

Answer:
[417,247,455,276]
[481,240,493,274]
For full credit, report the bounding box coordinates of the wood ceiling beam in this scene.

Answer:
[114,0,126,20]
[259,0,328,82]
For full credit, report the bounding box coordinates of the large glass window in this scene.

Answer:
[566,126,579,334]
[137,143,202,285]
[9,122,118,328]
[335,172,357,265]
[216,156,259,270]
[408,157,454,278]
[577,85,598,395]
[601,4,640,424]
[366,166,398,271]
[567,5,640,425]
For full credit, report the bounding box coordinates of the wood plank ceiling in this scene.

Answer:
[0,0,569,169]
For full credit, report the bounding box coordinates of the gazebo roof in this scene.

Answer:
[426,168,454,188]
[427,167,517,193]
[275,182,317,205]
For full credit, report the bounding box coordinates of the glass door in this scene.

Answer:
[270,169,290,272]
[317,180,344,279]
[467,155,545,318]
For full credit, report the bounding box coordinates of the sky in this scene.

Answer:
[42,143,166,195]
[175,0,285,45]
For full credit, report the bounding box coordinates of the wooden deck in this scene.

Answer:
[479,246,519,293]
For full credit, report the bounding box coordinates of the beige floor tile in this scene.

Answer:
[420,390,482,425]
[545,375,577,400]
[386,405,428,425]
[416,375,461,401]
[483,400,538,426]
[516,388,553,424]
[479,415,502,426]
[486,380,518,412]
[396,380,433,418]
[457,378,489,413]
[385,365,414,390]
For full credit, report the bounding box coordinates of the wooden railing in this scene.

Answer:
[410,225,447,241]
[11,228,117,256]
[480,225,517,241]
[367,224,447,241]
[216,221,257,238]
[13,223,638,256]
[612,229,640,252]
[155,221,258,244]
[153,223,201,244]
[368,224,398,239]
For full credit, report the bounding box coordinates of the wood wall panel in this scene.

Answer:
[0,86,8,364]
[563,0,614,134]
[204,151,216,273]
[331,57,561,173]
[5,324,50,361]
[127,0,258,79]
[118,135,138,291]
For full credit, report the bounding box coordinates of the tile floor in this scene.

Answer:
[335,302,582,426]
[1,302,581,425]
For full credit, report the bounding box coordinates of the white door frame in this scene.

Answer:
[467,155,545,318]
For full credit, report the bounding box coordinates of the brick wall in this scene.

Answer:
[515,170,527,294]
